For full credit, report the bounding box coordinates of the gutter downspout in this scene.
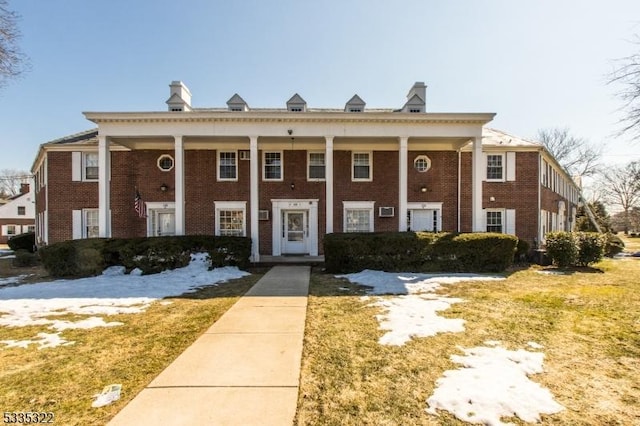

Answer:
[457,149,461,232]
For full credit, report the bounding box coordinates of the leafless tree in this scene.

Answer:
[608,35,640,141]
[598,161,640,233]
[0,0,28,88]
[0,168,29,197]
[536,128,602,177]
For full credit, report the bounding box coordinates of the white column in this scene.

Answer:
[399,136,408,231]
[325,136,334,234]
[98,134,110,237]
[174,135,185,235]
[472,135,484,231]
[250,136,259,262]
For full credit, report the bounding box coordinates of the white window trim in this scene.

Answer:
[343,201,375,232]
[157,154,175,172]
[352,152,373,182]
[263,151,284,181]
[217,150,238,182]
[485,208,504,233]
[83,152,99,182]
[485,153,505,182]
[307,151,326,181]
[214,201,247,237]
[413,155,432,173]
[82,208,99,239]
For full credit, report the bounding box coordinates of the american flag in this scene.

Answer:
[134,190,147,218]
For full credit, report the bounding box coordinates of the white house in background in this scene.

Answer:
[0,183,35,245]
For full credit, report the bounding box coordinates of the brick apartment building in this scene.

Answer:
[31,81,579,261]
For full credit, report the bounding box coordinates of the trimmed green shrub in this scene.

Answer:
[8,232,35,253]
[39,235,251,278]
[575,232,605,266]
[12,249,38,267]
[544,232,578,267]
[323,231,518,273]
[604,233,625,258]
[514,239,530,263]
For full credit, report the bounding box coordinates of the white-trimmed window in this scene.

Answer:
[486,154,504,181]
[218,151,238,181]
[27,225,35,233]
[413,155,431,172]
[263,151,283,181]
[4,225,16,236]
[308,152,326,180]
[486,209,503,233]
[157,154,175,172]
[84,152,99,180]
[352,152,372,181]
[215,201,247,237]
[83,209,99,238]
[343,201,375,232]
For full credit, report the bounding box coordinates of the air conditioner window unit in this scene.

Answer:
[259,210,270,220]
[379,207,395,217]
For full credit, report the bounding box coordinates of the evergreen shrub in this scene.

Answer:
[544,232,578,267]
[39,235,250,278]
[323,231,518,273]
[8,232,35,253]
[604,233,625,258]
[12,249,38,267]
[575,232,605,266]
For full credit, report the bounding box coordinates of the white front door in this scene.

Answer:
[282,211,307,254]
[149,209,176,236]
[411,209,438,232]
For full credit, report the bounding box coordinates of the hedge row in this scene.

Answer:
[545,232,622,267]
[39,235,251,278]
[8,232,35,253]
[323,231,518,273]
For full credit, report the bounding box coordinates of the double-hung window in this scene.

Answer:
[218,151,237,181]
[263,151,282,181]
[215,201,246,237]
[17,206,25,216]
[308,152,325,180]
[486,210,503,233]
[84,209,99,238]
[486,154,503,181]
[84,153,99,180]
[352,152,372,181]
[343,201,375,232]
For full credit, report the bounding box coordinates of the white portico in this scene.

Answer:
[84,82,494,262]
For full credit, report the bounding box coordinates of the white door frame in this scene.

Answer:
[271,199,319,256]
[146,202,176,237]
[407,202,443,232]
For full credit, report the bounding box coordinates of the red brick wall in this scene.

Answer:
[333,150,398,233]
[407,151,459,231]
[0,219,35,244]
[46,151,99,243]
[460,151,541,245]
[258,150,326,255]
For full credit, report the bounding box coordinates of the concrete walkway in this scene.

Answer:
[108,266,310,426]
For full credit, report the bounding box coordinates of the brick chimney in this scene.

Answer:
[20,183,29,195]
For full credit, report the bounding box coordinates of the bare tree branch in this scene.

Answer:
[597,161,640,232]
[0,168,30,196]
[0,0,28,88]
[608,35,640,141]
[536,128,602,177]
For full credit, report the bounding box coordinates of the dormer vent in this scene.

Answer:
[227,93,249,111]
[402,81,426,113]
[166,81,192,112]
[345,94,366,112]
[286,93,307,112]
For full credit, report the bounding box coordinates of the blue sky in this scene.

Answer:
[1,0,639,172]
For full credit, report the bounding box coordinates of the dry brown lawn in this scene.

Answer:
[296,245,640,425]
